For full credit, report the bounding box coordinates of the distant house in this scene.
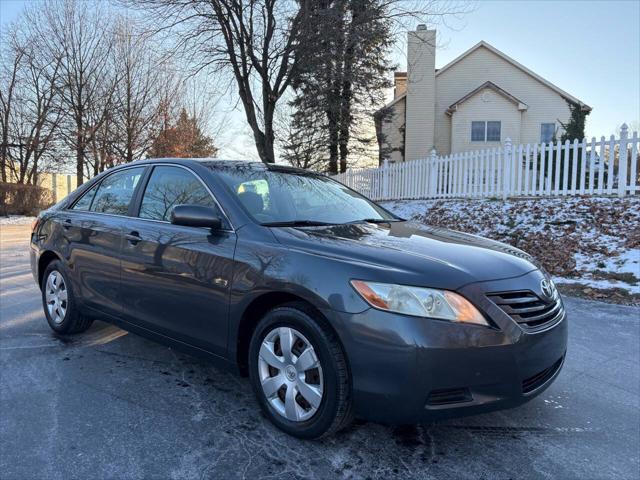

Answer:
[375,26,591,162]
[2,162,76,202]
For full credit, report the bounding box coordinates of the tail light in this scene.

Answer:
[31,218,40,234]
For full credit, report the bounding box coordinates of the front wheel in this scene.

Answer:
[248,302,352,439]
[41,260,93,334]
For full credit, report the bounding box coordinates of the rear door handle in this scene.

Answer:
[62,218,72,230]
[125,231,142,245]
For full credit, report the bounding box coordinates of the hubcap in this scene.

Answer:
[45,270,68,325]
[258,327,324,422]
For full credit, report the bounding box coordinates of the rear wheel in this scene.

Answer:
[249,302,352,439]
[41,260,93,334]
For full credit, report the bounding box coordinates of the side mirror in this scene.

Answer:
[170,205,223,231]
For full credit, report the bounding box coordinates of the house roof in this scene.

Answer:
[376,40,591,115]
[446,81,528,115]
[436,41,591,111]
[380,92,406,111]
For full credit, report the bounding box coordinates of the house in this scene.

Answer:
[375,26,591,162]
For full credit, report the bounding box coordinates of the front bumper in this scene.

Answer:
[331,269,568,424]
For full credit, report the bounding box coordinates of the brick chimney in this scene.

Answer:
[394,72,407,99]
[405,25,436,161]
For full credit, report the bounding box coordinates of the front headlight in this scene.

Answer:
[350,280,488,326]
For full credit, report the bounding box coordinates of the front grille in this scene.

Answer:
[522,356,564,394]
[487,290,564,331]
[426,387,472,406]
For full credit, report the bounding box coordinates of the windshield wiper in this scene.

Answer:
[346,218,403,224]
[261,220,338,227]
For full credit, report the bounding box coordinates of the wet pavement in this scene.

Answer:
[1,224,638,479]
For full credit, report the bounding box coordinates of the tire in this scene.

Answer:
[249,302,353,439]
[41,260,93,334]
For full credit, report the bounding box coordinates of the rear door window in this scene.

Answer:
[90,167,145,215]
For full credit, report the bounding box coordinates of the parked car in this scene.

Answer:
[30,159,567,438]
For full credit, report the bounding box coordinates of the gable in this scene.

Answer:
[446,81,528,115]
[436,43,590,111]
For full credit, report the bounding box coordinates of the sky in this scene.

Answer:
[1,0,639,159]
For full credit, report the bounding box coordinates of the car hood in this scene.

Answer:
[271,221,541,290]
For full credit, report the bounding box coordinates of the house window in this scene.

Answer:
[541,123,555,143]
[487,121,501,141]
[471,122,485,141]
[471,121,501,142]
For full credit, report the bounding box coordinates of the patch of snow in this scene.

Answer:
[575,249,640,277]
[554,276,640,295]
[0,215,36,226]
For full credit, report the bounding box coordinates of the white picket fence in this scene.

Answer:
[334,124,639,200]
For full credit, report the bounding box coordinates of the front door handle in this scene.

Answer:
[125,231,142,245]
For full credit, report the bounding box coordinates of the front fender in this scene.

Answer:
[226,233,373,367]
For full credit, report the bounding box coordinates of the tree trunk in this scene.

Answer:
[250,128,274,164]
[327,108,339,174]
[262,104,276,164]
[75,109,85,184]
[0,149,6,183]
[0,120,9,183]
[127,143,133,163]
[338,77,352,173]
[337,1,360,174]
[76,137,84,186]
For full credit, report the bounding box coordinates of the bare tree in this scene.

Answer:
[0,20,63,184]
[2,0,231,187]
[86,101,117,176]
[0,26,25,182]
[26,0,117,185]
[180,73,229,153]
[84,17,174,176]
[111,18,169,163]
[134,0,310,164]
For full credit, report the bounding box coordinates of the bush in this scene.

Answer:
[0,182,54,216]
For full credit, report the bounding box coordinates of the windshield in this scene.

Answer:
[212,166,398,225]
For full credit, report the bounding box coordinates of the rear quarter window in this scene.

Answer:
[71,184,99,211]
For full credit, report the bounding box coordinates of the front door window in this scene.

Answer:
[139,166,219,222]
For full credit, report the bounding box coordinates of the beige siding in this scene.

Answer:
[379,97,406,163]
[37,173,77,202]
[405,29,436,161]
[434,46,571,155]
[450,88,522,153]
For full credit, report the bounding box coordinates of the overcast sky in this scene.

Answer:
[2,0,639,160]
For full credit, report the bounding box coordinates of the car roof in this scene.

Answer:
[132,158,312,175]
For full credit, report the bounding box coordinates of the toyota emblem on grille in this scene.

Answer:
[541,279,555,300]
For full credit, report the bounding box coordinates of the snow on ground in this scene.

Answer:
[0,215,36,226]
[553,276,639,293]
[381,196,640,296]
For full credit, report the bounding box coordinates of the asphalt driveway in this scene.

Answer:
[1,223,639,480]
